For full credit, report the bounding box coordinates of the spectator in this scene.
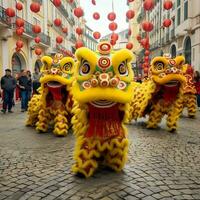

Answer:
[18,70,30,112]
[0,69,16,113]
[27,70,32,101]
[136,74,142,83]
[32,67,41,94]
[194,70,200,111]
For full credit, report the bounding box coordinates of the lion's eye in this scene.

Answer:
[63,63,72,73]
[118,62,128,76]
[79,60,90,76]
[154,61,165,71]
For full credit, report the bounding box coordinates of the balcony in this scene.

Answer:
[0,6,11,26]
[68,16,75,26]
[70,33,76,42]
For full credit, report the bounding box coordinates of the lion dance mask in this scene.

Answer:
[26,53,74,136]
[71,42,134,177]
[130,55,186,132]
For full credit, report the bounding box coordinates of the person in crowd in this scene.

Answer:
[136,74,142,83]
[194,70,200,111]
[27,70,32,101]
[0,69,17,113]
[32,67,41,94]
[18,70,30,112]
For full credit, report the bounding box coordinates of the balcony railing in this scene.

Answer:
[0,6,11,26]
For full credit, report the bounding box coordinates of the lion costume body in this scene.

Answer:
[71,42,134,177]
[130,56,186,132]
[26,54,74,136]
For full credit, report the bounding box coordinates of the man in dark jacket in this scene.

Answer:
[18,70,31,112]
[1,69,17,113]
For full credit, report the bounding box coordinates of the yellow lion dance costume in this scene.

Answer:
[26,53,74,136]
[130,55,186,132]
[71,42,134,177]
[181,64,197,118]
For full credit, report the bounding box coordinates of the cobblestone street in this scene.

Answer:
[0,106,200,200]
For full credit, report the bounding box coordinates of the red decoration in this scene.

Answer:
[92,0,96,5]
[69,0,74,3]
[142,21,154,32]
[107,12,116,21]
[143,68,149,73]
[62,27,68,34]
[136,35,141,41]
[74,7,84,18]
[30,2,40,13]
[110,40,116,46]
[109,22,118,31]
[54,18,62,26]
[126,42,133,50]
[145,50,150,56]
[164,0,173,10]
[75,40,84,49]
[16,2,23,11]
[53,0,61,7]
[93,31,101,39]
[111,32,119,41]
[93,12,100,20]
[128,0,134,2]
[34,36,41,43]
[128,29,132,36]
[76,27,83,35]
[15,47,21,52]
[140,38,149,48]
[144,56,149,62]
[163,19,172,27]
[16,18,24,27]
[16,40,23,48]
[35,48,42,56]
[56,36,63,44]
[126,10,135,20]
[143,0,154,11]
[5,8,15,17]
[32,25,41,34]
[16,28,24,36]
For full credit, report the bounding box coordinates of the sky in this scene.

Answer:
[80,0,129,37]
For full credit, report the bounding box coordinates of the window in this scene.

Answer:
[184,1,188,20]
[177,0,181,7]
[33,17,41,25]
[177,8,181,25]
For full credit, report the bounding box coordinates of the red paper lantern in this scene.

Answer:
[143,63,149,68]
[32,25,41,34]
[30,2,40,13]
[74,7,84,18]
[92,0,96,5]
[145,50,150,56]
[16,18,24,27]
[54,18,62,26]
[62,27,68,34]
[107,12,116,21]
[143,67,149,73]
[143,0,154,11]
[16,28,24,36]
[144,56,149,62]
[109,22,118,31]
[128,0,134,2]
[5,8,15,17]
[136,35,141,41]
[93,12,100,20]
[34,36,41,43]
[35,48,42,56]
[53,0,61,7]
[76,27,83,35]
[75,40,84,49]
[128,29,132,36]
[164,0,173,10]
[16,2,23,11]
[56,36,63,44]
[69,0,74,3]
[141,38,149,48]
[126,10,135,20]
[163,19,172,27]
[126,42,133,50]
[16,40,23,48]
[110,40,116,46]
[111,32,119,41]
[142,21,154,32]
[93,31,101,39]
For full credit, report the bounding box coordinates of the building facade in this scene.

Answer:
[149,0,200,71]
[0,0,81,77]
[82,25,97,51]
